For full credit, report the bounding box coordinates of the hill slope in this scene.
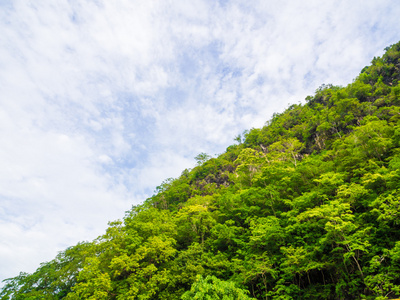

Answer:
[2,42,400,300]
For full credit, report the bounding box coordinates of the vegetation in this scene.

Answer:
[2,42,400,299]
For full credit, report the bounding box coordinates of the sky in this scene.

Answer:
[0,0,399,285]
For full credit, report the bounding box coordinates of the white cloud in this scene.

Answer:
[1,0,400,285]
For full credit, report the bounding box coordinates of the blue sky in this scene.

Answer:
[0,0,399,284]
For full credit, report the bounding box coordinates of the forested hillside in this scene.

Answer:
[2,42,400,299]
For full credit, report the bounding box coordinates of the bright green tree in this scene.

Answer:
[181,275,255,300]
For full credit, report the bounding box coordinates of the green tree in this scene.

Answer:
[181,275,255,300]
[195,153,212,165]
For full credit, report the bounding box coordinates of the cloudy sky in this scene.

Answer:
[0,0,399,284]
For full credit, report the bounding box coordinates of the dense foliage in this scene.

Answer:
[2,42,400,299]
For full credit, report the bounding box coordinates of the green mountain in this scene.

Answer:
[2,42,400,300]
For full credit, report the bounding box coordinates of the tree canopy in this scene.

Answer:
[2,41,400,299]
